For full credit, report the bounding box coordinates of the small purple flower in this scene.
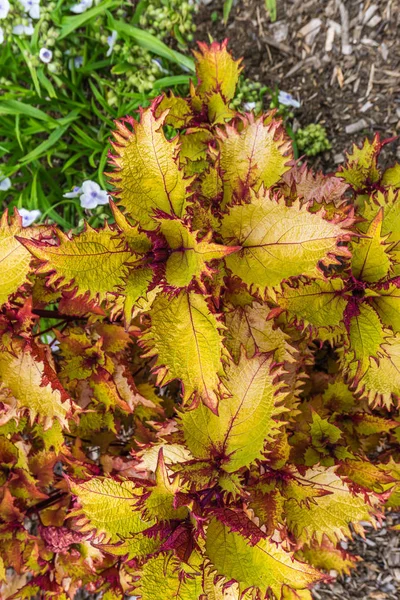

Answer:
[0,0,10,19]
[20,0,40,19]
[13,21,34,35]
[18,208,41,227]
[278,90,301,109]
[39,47,53,64]
[106,30,117,57]
[70,0,92,13]
[0,176,11,191]
[80,180,109,209]
[63,185,82,198]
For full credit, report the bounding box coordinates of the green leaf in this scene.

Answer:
[285,467,377,544]
[221,190,351,291]
[351,209,391,283]
[370,284,400,333]
[347,302,388,379]
[110,108,191,229]
[159,218,239,288]
[206,519,321,598]
[19,124,70,165]
[141,291,225,412]
[110,20,195,73]
[70,477,152,542]
[277,278,346,329]
[0,99,55,123]
[58,0,119,39]
[310,411,342,450]
[182,352,286,472]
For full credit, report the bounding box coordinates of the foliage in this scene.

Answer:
[296,123,332,157]
[1,41,400,600]
[0,0,196,229]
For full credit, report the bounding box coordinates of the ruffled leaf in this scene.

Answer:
[140,291,225,412]
[0,210,50,308]
[109,105,191,229]
[181,351,286,472]
[0,342,71,429]
[351,209,391,283]
[285,467,377,545]
[206,518,321,598]
[70,477,152,542]
[159,218,239,289]
[194,40,242,102]
[221,190,351,291]
[277,278,346,330]
[21,224,134,302]
[218,117,292,205]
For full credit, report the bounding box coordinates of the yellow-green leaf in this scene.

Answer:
[277,278,346,329]
[285,467,376,545]
[159,218,238,288]
[370,284,400,333]
[138,554,202,600]
[351,209,391,283]
[221,191,351,291]
[347,302,388,379]
[141,291,224,412]
[181,352,286,472]
[218,117,292,205]
[0,210,49,307]
[22,224,133,302]
[194,40,242,102]
[70,477,152,542]
[110,106,191,229]
[0,344,71,429]
[224,302,296,363]
[205,519,321,598]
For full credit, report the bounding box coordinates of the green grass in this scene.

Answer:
[0,0,195,230]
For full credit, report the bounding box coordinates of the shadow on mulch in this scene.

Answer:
[194,0,400,172]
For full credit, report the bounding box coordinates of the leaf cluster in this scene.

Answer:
[1,41,400,600]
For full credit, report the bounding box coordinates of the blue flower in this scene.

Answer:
[0,176,11,191]
[18,208,41,227]
[278,91,301,109]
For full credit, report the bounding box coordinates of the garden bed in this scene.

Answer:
[195,0,400,170]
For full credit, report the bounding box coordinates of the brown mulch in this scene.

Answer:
[313,513,400,600]
[194,0,400,171]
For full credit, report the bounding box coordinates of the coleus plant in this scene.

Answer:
[1,40,400,600]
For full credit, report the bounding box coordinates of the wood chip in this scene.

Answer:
[345,119,368,134]
[298,18,322,45]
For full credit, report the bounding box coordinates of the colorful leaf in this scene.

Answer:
[206,518,321,598]
[194,40,242,102]
[70,477,152,542]
[277,278,346,329]
[218,117,292,205]
[181,352,286,472]
[140,291,225,412]
[285,467,376,544]
[351,209,391,283]
[158,218,239,289]
[109,105,191,229]
[221,190,351,291]
[21,224,133,302]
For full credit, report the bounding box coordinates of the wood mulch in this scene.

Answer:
[194,0,400,171]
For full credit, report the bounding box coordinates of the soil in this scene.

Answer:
[194,0,400,172]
